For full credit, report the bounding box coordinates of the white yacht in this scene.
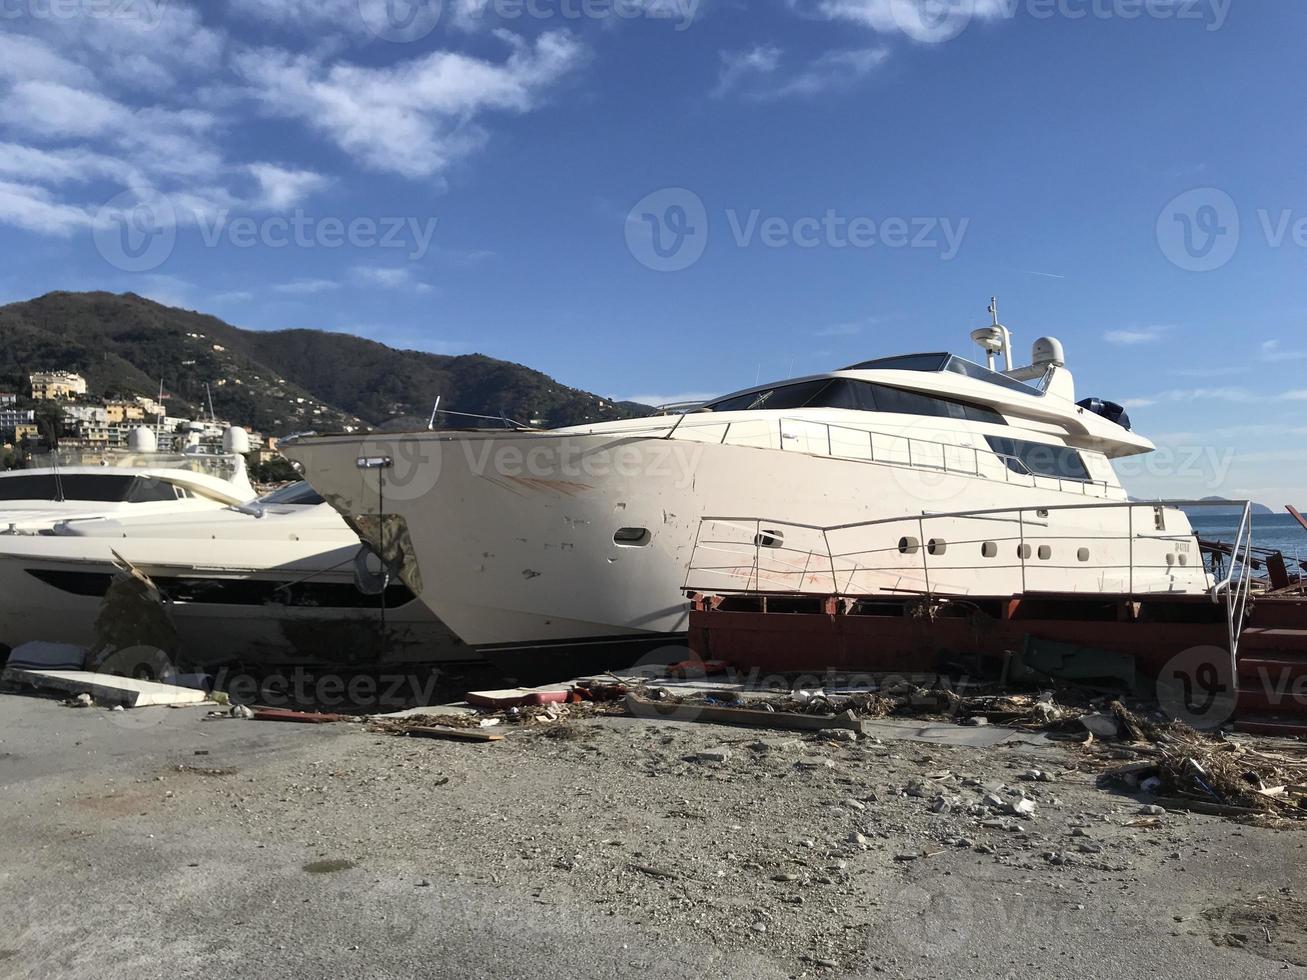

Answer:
[0,427,256,533]
[0,481,471,670]
[280,310,1212,667]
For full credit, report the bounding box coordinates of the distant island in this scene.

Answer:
[1183,497,1276,517]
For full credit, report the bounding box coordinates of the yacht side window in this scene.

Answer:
[985,436,1090,481]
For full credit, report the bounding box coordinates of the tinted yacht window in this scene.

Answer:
[985,436,1090,481]
[708,378,1006,425]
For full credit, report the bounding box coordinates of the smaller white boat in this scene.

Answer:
[0,481,471,670]
[0,426,256,533]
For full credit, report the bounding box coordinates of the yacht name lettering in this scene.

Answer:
[724,210,970,259]
[195,211,439,259]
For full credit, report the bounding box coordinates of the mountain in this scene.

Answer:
[1183,497,1275,517]
[0,292,648,435]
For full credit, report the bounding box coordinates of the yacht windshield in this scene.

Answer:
[841,352,1043,396]
[0,473,185,503]
[255,481,325,506]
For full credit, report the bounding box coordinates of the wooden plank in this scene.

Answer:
[2,668,208,708]
[406,725,505,742]
[624,693,861,732]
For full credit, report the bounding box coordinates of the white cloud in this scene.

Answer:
[274,278,342,294]
[0,81,128,138]
[1261,339,1307,363]
[712,45,782,98]
[234,30,588,179]
[248,164,332,209]
[795,0,1011,42]
[713,45,890,100]
[0,180,92,237]
[1104,325,1172,346]
[352,265,433,292]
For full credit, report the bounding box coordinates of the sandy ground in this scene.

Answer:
[3,693,1307,980]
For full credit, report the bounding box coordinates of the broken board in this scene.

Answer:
[2,668,209,708]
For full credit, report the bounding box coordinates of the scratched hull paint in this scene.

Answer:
[281,419,1212,654]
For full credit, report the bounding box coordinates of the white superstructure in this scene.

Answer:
[281,315,1210,662]
[0,427,256,533]
[0,482,470,668]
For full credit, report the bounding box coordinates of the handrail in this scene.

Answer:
[684,499,1250,608]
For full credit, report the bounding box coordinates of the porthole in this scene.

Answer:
[898,536,920,555]
[754,529,784,549]
[981,541,998,559]
[613,527,651,547]
[1166,553,1176,567]
[927,538,947,556]
[1077,547,1090,562]
[1178,554,1188,567]
[1017,544,1032,560]
[1038,545,1052,560]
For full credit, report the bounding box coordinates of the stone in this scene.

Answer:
[1077,843,1104,854]
[1007,798,1037,818]
[822,728,858,743]
[796,757,836,770]
[772,872,801,882]
[1139,804,1167,816]
[1079,712,1120,738]
[963,715,989,727]
[1019,769,1052,782]
[929,797,952,814]
[983,792,1006,810]
[230,704,255,719]
[695,748,732,764]
[751,922,767,934]
[847,831,868,848]
[843,798,866,812]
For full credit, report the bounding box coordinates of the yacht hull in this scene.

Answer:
[0,540,473,669]
[282,429,1211,663]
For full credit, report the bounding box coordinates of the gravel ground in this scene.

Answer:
[3,693,1307,980]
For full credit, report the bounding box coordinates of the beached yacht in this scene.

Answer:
[280,307,1211,666]
[0,481,470,669]
[0,427,256,533]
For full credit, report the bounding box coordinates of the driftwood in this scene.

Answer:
[623,693,861,732]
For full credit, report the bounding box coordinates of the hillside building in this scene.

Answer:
[30,372,88,401]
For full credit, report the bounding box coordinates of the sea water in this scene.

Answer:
[1187,512,1307,564]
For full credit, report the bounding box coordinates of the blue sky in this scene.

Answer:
[0,0,1304,504]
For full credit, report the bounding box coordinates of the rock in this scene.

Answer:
[1079,712,1120,738]
[694,748,732,764]
[983,792,1006,810]
[1139,804,1167,815]
[796,757,836,770]
[68,693,93,708]
[1044,852,1069,866]
[1007,798,1037,818]
[822,728,858,743]
[111,705,124,712]
[905,781,929,798]
[750,738,802,753]
[772,872,801,882]
[1019,769,1053,782]
[962,715,989,727]
[847,831,868,848]
[230,704,255,720]
[929,797,952,814]
[1077,843,1104,854]
[843,797,866,812]
[750,922,767,934]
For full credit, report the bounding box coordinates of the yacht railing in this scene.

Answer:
[636,412,1118,497]
[684,499,1255,670]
